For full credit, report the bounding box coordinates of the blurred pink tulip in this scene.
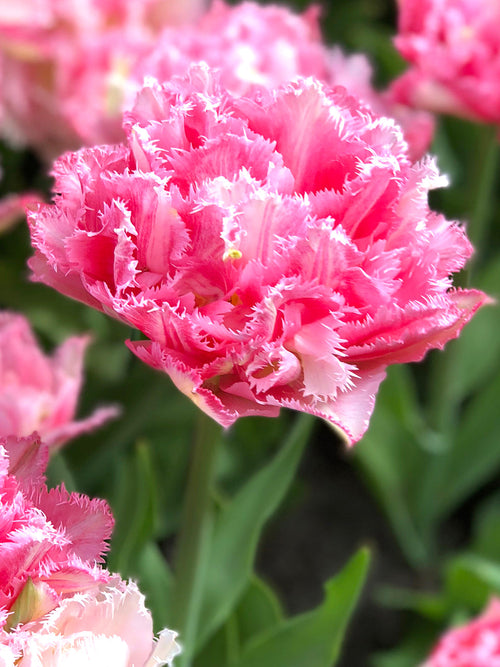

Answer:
[392,0,500,124]
[0,0,209,159]
[0,191,41,234]
[0,1,432,161]
[0,312,118,450]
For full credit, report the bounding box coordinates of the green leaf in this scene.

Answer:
[354,366,430,567]
[235,576,284,646]
[231,548,370,667]
[108,440,157,574]
[375,586,446,623]
[435,371,500,518]
[445,554,500,610]
[192,620,233,667]
[444,256,500,403]
[134,541,174,633]
[471,493,500,561]
[196,414,315,650]
[193,576,283,667]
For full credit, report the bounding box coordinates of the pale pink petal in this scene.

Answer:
[9,579,180,667]
[145,629,182,667]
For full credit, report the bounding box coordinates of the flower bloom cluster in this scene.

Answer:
[138,1,434,161]
[29,66,486,443]
[0,434,113,621]
[423,599,500,667]
[0,312,117,450]
[0,0,432,161]
[392,0,500,124]
[0,0,208,159]
[0,435,180,666]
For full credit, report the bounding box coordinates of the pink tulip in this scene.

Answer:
[423,599,500,666]
[0,0,431,161]
[0,434,113,624]
[1,578,180,667]
[0,435,180,667]
[392,0,500,124]
[0,312,117,450]
[28,66,486,443]
[0,0,208,159]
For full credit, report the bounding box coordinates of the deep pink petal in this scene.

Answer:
[32,484,114,563]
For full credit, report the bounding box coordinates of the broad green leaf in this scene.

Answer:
[134,541,174,633]
[231,548,370,667]
[219,414,291,496]
[354,366,430,567]
[435,371,500,518]
[193,576,283,667]
[471,493,500,561]
[444,256,500,403]
[192,620,233,667]
[108,440,157,574]
[235,576,283,646]
[375,587,446,623]
[445,554,500,610]
[196,414,315,650]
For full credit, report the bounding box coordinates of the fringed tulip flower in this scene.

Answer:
[137,0,434,161]
[392,0,500,124]
[422,599,500,666]
[1,579,180,667]
[28,66,487,443]
[0,434,113,625]
[0,312,117,450]
[0,437,180,666]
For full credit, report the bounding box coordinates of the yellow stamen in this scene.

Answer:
[223,248,242,261]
